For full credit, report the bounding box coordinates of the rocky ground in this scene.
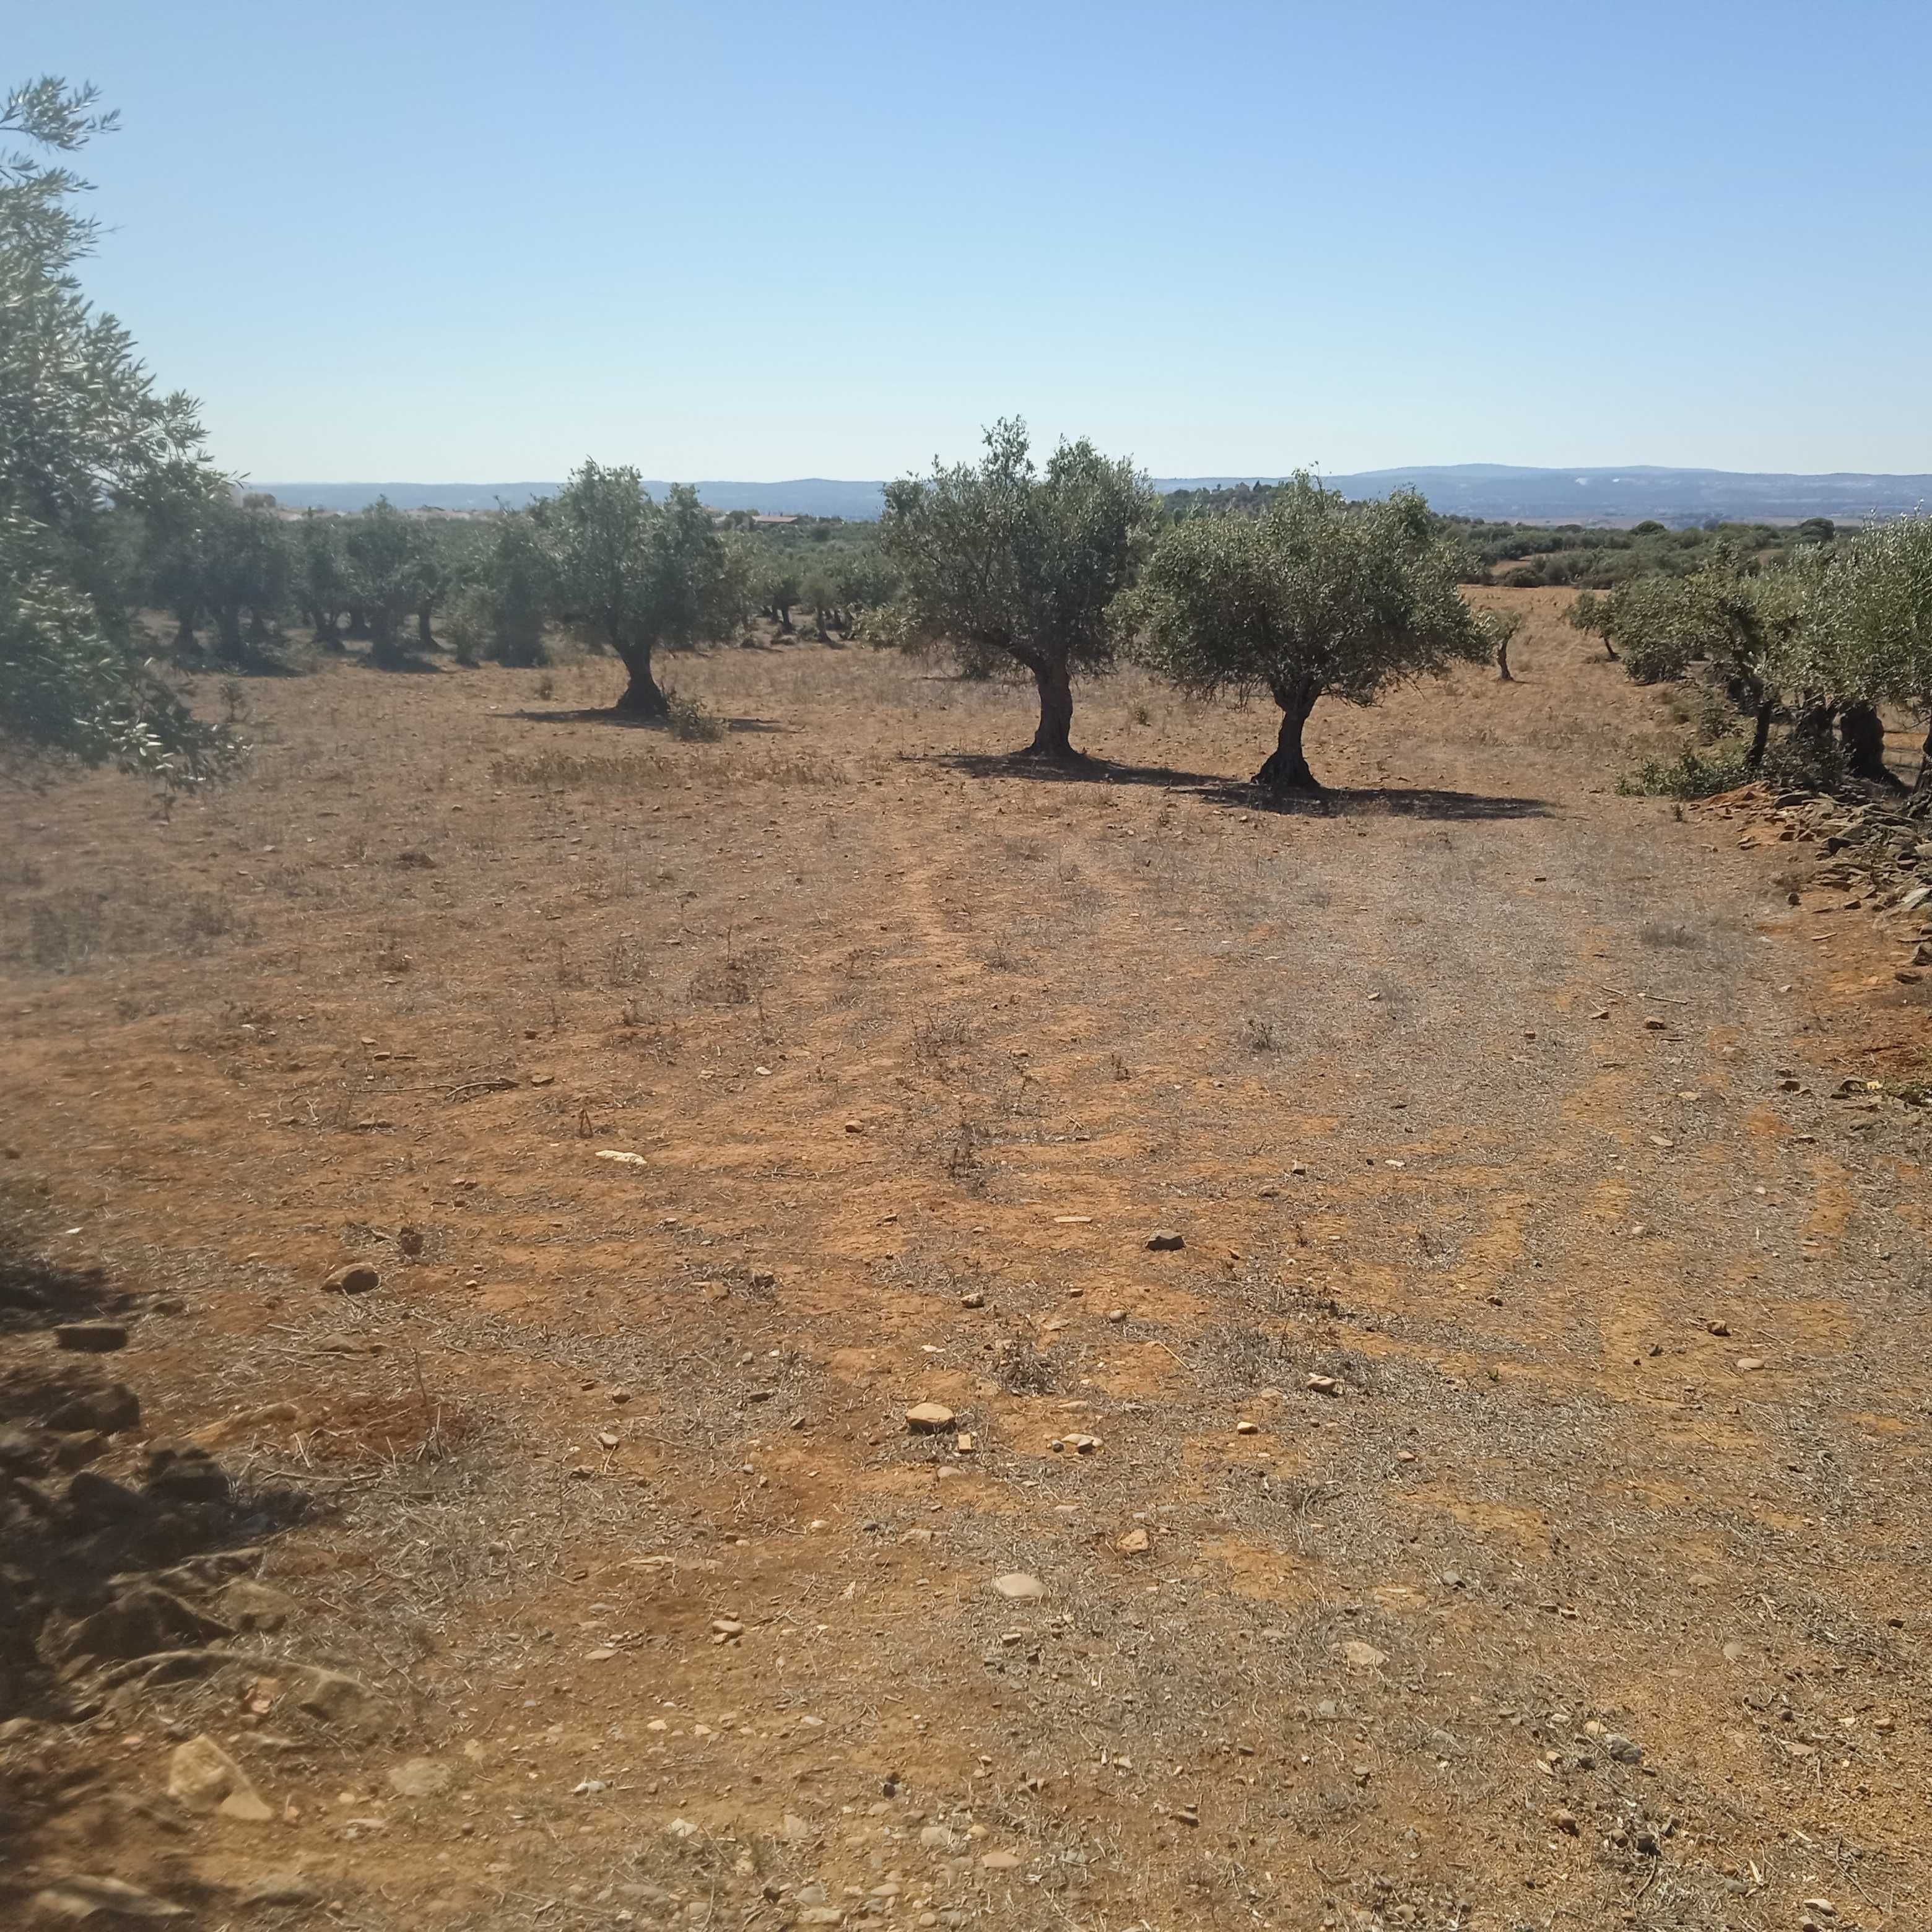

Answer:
[1,596,1928,1930]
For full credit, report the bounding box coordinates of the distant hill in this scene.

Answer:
[249,478,889,518]
[251,464,1932,525]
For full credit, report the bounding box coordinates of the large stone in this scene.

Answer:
[991,1573,1045,1601]
[54,1324,128,1354]
[322,1263,381,1295]
[1341,1639,1387,1669]
[142,1446,231,1506]
[1145,1230,1185,1252]
[32,1876,188,1921]
[66,1470,154,1530]
[64,1586,232,1663]
[46,1382,140,1435]
[905,1404,955,1434]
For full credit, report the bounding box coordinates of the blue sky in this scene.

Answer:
[15,2,1932,481]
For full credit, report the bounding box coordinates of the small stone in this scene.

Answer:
[954,1432,977,1454]
[991,1573,1045,1601]
[781,1813,812,1841]
[238,1874,321,1908]
[1643,1016,1667,1030]
[1235,1420,1258,1435]
[979,1850,1021,1869]
[1735,1357,1765,1372]
[594,1149,648,1167]
[1105,1308,1126,1323]
[1146,1231,1185,1251]
[1116,1528,1150,1555]
[54,1323,128,1353]
[610,1388,632,1403]
[1552,1808,1579,1834]
[1342,1640,1387,1668]
[1604,1733,1644,1764]
[905,1403,955,1434]
[168,1734,269,1819]
[388,1757,452,1798]
[1306,1375,1340,1397]
[292,1667,376,1728]
[217,1580,297,1633]
[1707,1320,1730,1336]
[960,1292,985,1309]
[322,1263,380,1295]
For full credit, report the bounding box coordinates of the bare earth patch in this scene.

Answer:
[1,607,1927,1930]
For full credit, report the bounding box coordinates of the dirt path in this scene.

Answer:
[2,616,1927,1930]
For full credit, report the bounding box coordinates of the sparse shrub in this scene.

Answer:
[1617,744,1754,798]
[1638,920,1700,949]
[1240,1015,1277,1053]
[994,1335,1055,1394]
[536,672,555,700]
[664,692,726,742]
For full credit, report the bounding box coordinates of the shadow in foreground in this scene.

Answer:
[506,706,788,734]
[909,749,1553,820]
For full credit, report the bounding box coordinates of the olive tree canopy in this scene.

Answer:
[878,419,1156,761]
[0,77,237,782]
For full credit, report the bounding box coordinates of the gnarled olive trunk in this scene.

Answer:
[1026,657,1076,760]
[1745,694,1775,773]
[613,642,668,718]
[1839,703,1902,788]
[368,609,406,670]
[1913,715,1932,803]
[1255,677,1321,793]
[417,604,436,651]
[213,604,246,664]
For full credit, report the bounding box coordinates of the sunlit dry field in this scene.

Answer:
[3,590,1930,1932]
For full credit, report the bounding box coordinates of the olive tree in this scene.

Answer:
[1593,548,1823,773]
[0,77,237,782]
[545,462,729,716]
[342,497,421,667]
[1831,513,1932,796]
[1131,476,1488,792]
[879,419,1155,760]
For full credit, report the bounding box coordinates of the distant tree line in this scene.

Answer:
[5,74,1930,806]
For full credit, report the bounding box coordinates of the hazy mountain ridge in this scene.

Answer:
[251,464,1932,524]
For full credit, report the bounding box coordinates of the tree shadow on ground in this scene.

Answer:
[359,651,443,674]
[505,706,788,734]
[910,749,1553,820]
